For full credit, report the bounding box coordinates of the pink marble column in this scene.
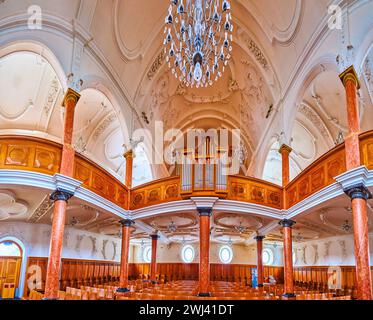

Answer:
[254,236,265,288]
[150,234,159,283]
[279,144,292,187]
[198,208,212,297]
[340,66,372,300]
[60,88,80,176]
[44,191,73,299]
[44,88,80,300]
[339,66,361,170]
[279,219,296,298]
[344,185,372,300]
[117,220,135,293]
[124,150,134,188]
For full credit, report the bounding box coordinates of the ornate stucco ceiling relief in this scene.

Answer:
[0,190,28,221]
[145,213,198,236]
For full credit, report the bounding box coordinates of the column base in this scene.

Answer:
[42,297,59,301]
[197,292,211,297]
[116,287,130,293]
[282,293,296,299]
[151,281,158,285]
[257,284,264,288]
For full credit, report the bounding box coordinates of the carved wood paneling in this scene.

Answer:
[0,136,129,209]
[293,266,373,290]
[128,263,283,284]
[227,176,283,209]
[130,177,181,210]
[0,137,61,175]
[285,145,346,208]
[74,156,129,209]
[24,257,120,296]
[360,131,373,170]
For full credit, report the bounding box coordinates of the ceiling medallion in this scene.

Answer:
[167,220,178,233]
[164,0,233,88]
[341,220,352,233]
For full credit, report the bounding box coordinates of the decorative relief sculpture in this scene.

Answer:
[101,240,108,260]
[28,195,54,223]
[324,241,332,261]
[298,103,332,141]
[89,236,97,257]
[0,190,28,221]
[75,235,84,253]
[302,246,307,264]
[312,244,319,265]
[338,240,347,263]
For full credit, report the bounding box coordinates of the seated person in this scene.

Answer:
[268,275,277,285]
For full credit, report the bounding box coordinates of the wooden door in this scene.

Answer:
[0,257,22,296]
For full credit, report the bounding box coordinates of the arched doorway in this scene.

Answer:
[0,240,23,299]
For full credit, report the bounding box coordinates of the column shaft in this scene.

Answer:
[198,209,212,296]
[280,220,295,298]
[124,150,134,188]
[44,88,80,299]
[150,235,159,283]
[255,236,264,287]
[340,67,372,300]
[117,220,134,292]
[352,198,372,300]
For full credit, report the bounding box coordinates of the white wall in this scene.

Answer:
[294,234,373,266]
[0,222,123,262]
[131,242,283,266]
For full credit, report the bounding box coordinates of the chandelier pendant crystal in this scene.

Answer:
[164,0,233,88]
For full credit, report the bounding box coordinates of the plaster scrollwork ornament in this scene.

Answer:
[302,246,307,265]
[363,57,373,104]
[237,29,269,70]
[298,103,333,142]
[28,195,54,223]
[147,50,166,80]
[102,239,109,260]
[75,235,84,253]
[43,77,60,116]
[112,242,117,260]
[312,244,319,265]
[310,86,348,134]
[92,113,117,141]
[0,191,28,221]
[0,99,35,121]
[63,232,70,248]
[324,241,332,260]
[338,240,347,262]
[89,236,97,257]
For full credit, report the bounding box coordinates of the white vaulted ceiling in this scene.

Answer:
[0,51,153,185]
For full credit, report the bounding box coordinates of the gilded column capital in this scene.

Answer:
[124,149,135,159]
[50,188,74,202]
[150,234,160,240]
[279,144,292,155]
[339,65,360,90]
[344,183,372,200]
[62,88,81,107]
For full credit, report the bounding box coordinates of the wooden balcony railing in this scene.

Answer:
[1,131,373,212]
[0,136,129,209]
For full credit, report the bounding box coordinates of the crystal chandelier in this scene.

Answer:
[164,0,233,88]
